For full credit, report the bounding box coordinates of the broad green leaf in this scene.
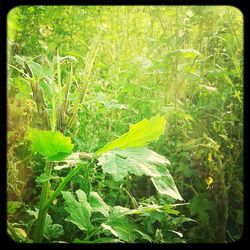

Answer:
[103,207,137,243]
[47,152,72,161]
[98,147,169,181]
[61,190,93,232]
[26,128,74,160]
[89,191,110,217]
[98,147,183,200]
[96,116,166,155]
[151,176,183,201]
[105,219,136,243]
[43,213,64,241]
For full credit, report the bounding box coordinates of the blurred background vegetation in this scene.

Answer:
[7,6,243,243]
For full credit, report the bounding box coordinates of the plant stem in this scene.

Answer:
[33,161,52,242]
[51,59,56,132]
[43,163,84,211]
[67,41,100,128]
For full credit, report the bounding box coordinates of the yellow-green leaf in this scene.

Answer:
[26,128,74,160]
[96,116,166,155]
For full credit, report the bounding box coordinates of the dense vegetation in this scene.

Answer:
[7,6,243,243]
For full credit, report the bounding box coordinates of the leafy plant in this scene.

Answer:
[96,115,166,155]
[7,6,243,244]
[26,129,74,160]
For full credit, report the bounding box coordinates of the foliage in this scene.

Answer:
[96,115,166,155]
[189,195,214,225]
[7,6,243,244]
[62,190,93,231]
[98,147,182,200]
[26,129,74,160]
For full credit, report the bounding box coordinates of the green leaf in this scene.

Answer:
[98,147,183,200]
[135,229,152,242]
[189,195,213,225]
[96,115,166,155]
[151,175,183,201]
[29,61,43,79]
[26,128,74,160]
[7,201,22,215]
[98,147,169,181]
[103,208,137,242]
[89,191,110,217]
[43,214,64,241]
[162,205,180,215]
[35,173,57,183]
[61,190,93,232]
[47,152,72,161]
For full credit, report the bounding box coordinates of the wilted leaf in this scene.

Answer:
[26,129,74,160]
[62,190,93,231]
[96,116,166,155]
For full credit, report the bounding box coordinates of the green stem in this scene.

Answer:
[51,60,56,132]
[43,163,84,211]
[33,161,52,242]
